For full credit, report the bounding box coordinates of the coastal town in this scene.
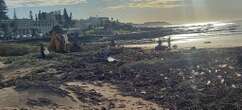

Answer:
[0,7,173,42]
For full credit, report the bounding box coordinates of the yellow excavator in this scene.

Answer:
[49,26,70,53]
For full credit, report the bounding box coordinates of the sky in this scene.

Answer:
[5,0,242,24]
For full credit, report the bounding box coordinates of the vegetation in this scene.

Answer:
[83,19,137,35]
[0,0,8,20]
[0,43,39,56]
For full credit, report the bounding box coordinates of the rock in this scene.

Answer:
[204,41,212,44]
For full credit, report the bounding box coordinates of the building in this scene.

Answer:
[79,17,110,30]
[35,19,58,34]
[14,19,35,35]
[0,9,72,38]
[0,19,58,37]
[0,11,116,39]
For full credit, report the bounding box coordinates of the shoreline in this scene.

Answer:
[124,34,242,49]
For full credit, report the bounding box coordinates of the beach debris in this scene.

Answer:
[49,46,242,110]
[172,45,178,49]
[15,79,69,97]
[200,72,205,75]
[237,55,242,65]
[232,84,237,88]
[118,104,126,108]
[236,73,241,77]
[27,98,54,107]
[217,75,223,79]
[107,57,118,63]
[204,41,212,44]
[67,86,106,105]
[190,46,196,50]
[206,80,211,85]
[140,90,147,94]
[2,44,242,110]
[0,62,6,69]
[44,48,50,55]
[219,64,228,68]
[192,70,199,75]
[221,78,225,84]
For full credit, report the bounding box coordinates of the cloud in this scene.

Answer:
[109,0,184,9]
[5,0,184,8]
[5,0,86,7]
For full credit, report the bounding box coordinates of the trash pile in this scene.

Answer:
[27,98,55,107]
[2,45,242,109]
[53,47,242,110]
[66,85,108,106]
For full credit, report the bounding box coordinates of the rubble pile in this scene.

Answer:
[2,46,242,109]
[27,98,56,107]
[53,47,242,109]
[67,85,107,105]
[15,79,69,96]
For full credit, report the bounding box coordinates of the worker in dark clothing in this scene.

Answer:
[168,36,171,49]
[110,39,116,47]
[40,44,46,58]
[155,38,167,51]
[70,33,81,52]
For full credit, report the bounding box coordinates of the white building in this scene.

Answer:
[35,20,58,34]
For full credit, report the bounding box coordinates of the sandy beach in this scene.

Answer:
[0,41,242,109]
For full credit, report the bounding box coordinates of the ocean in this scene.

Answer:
[126,20,242,49]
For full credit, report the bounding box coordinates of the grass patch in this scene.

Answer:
[0,43,39,57]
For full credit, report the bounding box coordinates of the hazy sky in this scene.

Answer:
[5,0,242,24]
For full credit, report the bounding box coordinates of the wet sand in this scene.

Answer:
[124,34,242,49]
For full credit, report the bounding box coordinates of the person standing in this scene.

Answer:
[168,36,171,49]
[40,44,46,58]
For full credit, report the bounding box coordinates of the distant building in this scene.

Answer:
[35,19,58,34]
[79,17,110,29]
[34,9,71,34]
[0,12,120,38]
[88,17,109,25]
[0,9,72,38]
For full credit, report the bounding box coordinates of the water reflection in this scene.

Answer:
[125,21,242,49]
